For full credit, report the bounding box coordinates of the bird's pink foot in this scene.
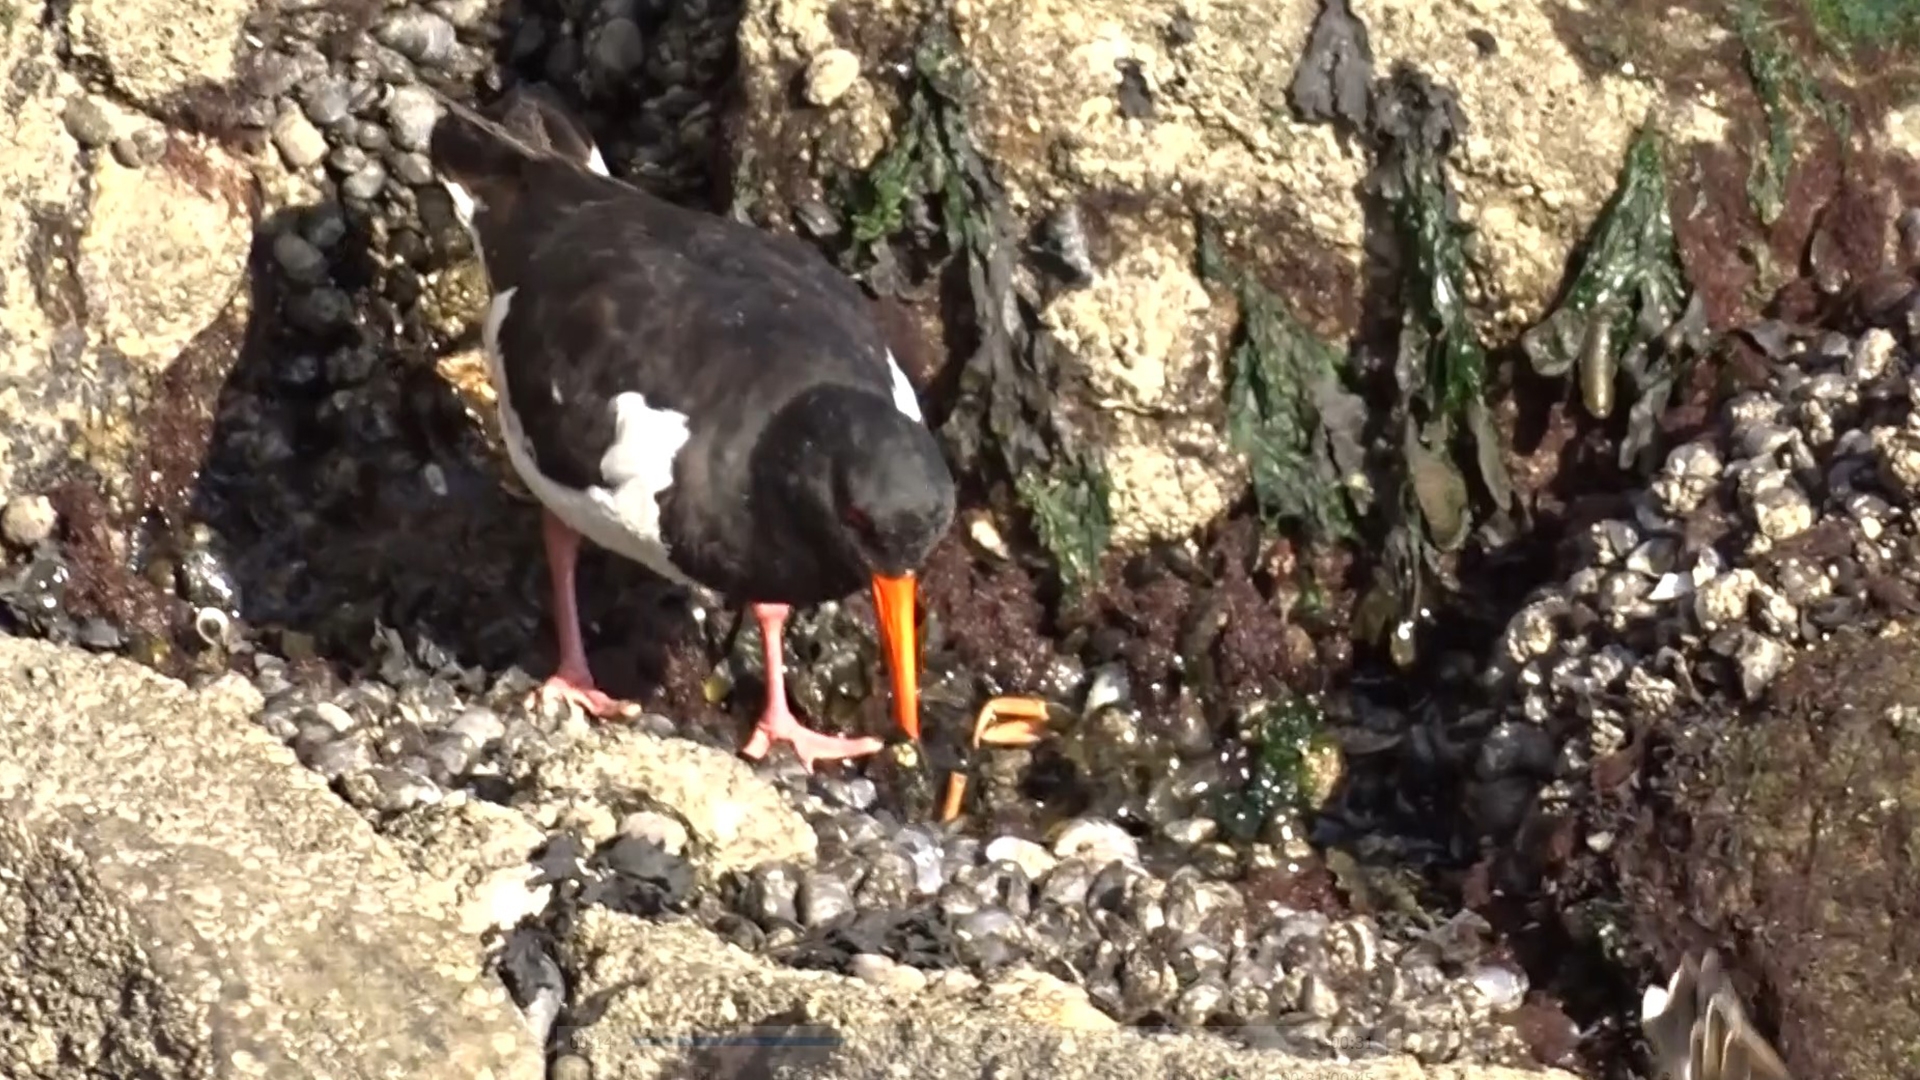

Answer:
[526,669,641,721]
[740,698,884,771]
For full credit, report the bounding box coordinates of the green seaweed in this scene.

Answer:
[1014,462,1112,596]
[1734,1,1853,227]
[1520,121,1698,470]
[1737,4,1799,226]
[1216,693,1330,840]
[1802,0,1920,51]
[1197,226,1367,545]
[1355,69,1513,662]
[836,19,1114,595]
[1390,162,1487,420]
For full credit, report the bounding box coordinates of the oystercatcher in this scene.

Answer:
[427,84,956,768]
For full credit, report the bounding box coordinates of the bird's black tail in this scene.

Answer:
[426,83,606,205]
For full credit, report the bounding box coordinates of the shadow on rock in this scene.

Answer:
[179,199,704,706]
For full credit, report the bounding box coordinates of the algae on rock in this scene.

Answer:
[1615,624,1920,1080]
[835,19,1116,595]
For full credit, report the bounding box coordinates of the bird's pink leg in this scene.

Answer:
[738,602,884,770]
[528,509,640,720]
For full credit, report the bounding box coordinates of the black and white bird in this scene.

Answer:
[1641,950,1794,1080]
[426,84,956,769]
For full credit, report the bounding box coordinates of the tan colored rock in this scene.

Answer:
[804,47,864,106]
[506,726,817,875]
[561,910,1578,1080]
[77,145,253,368]
[0,16,88,504]
[729,0,1738,549]
[0,12,257,509]
[64,0,258,110]
[0,636,544,1080]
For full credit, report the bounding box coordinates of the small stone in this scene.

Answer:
[374,9,458,65]
[300,75,355,128]
[1750,484,1813,541]
[286,287,354,334]
[849,952,926,993]
[2,495,57,548]
[341,161,389,202]
[272,232,330,285]
[588,18,646,80]
[446,707,506,746]
[110,128,168,168]
[385,85,440,152]
[1051,817,1139,866]
[984,836,1056,881]
[62,96,116,148]
[550,1054,592,1080]
[619,811,690,856]
[1850,328,1896,383]
[271,110,328,169]
[798,869,853,927]
[803,48,862,107]
[389,152,436,187]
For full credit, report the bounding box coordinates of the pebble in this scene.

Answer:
[798,869,853,927]
[984,836,1056,881]
[1,495,57,549]
[62,96,115,148]
[271,110,328,170]
[373,10,458,65]
[619,811,690,856]
[803,48,862,107]
[341,161,390,202]
[588,18,647,80]
[110,128,167,168]
[1052,817,1139,866]
[446,707,506,747]
[272,232,331,286]
[384,86,440,152]
[300,75,355,128]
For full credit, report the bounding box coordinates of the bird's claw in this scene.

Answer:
[527,673,642,721]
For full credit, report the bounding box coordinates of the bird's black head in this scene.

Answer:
[762,384,956,583]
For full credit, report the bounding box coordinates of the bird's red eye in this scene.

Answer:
[843,505,875,537]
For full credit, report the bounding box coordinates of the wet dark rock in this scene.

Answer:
[341,161,389,202]
[779,906,961,972]
[587,18,647,82]
[798,868,855,928]
[584,835,694,916]
[741,861,802,927]
[272,232,331,285]
[300,74,355,128]
[497,927,565,1045]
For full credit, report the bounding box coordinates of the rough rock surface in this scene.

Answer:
[725,0,1731,548]
[0,5,256,507]
[1614,624,1920,1080]
[0,636,544,1080]
[506,724,819,875]
[66,0,258,110]
[559,911,1580,1080]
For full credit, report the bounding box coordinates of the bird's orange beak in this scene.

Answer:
[870,573,921,740]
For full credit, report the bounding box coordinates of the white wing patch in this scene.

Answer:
[885,349,923,422]
[586,146,609,176]
[480,288,701,589]
[444,178,478,227]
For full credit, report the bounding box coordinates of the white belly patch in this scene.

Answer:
[480,288,701,589]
